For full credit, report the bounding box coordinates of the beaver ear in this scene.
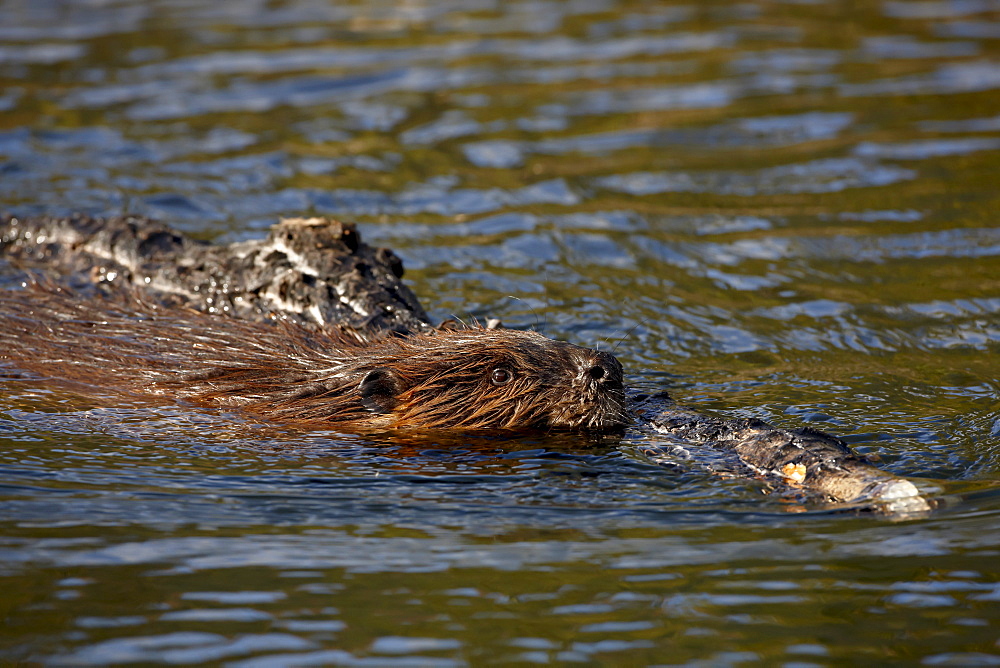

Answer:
[359,369,405,413]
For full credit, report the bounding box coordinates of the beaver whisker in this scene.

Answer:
[604,318,648,357]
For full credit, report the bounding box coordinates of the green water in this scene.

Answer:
[1,0,999,664]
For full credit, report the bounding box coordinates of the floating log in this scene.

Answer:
[631,392,933,514]
[1,213,429,333]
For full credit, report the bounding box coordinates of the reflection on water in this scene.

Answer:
[1,0,999,664]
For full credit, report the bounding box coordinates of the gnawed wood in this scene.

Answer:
[631,391,934,515]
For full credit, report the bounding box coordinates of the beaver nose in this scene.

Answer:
[586,353,624,390]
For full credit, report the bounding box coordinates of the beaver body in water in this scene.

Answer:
[0,286,628,431]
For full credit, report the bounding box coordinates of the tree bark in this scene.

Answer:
[1,213,430,333]
[631,391,933,513]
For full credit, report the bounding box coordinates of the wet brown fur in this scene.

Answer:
[0,285,629,431]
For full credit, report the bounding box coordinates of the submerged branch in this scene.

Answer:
[631,391,934,514]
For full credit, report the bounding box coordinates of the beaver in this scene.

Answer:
[0,285,629,431]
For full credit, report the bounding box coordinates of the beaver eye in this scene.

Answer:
[490,368,513,386]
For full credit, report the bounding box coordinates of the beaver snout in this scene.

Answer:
[584,351,625,392]
[550,347,629,431]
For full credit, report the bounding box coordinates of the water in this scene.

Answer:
[2,0,999,664]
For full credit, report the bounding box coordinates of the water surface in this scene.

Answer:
[1,0,999,664]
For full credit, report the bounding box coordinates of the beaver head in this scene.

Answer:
[354,328,629,431]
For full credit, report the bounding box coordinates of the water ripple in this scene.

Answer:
[595,158,916,196]
[2,0,1000,662]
